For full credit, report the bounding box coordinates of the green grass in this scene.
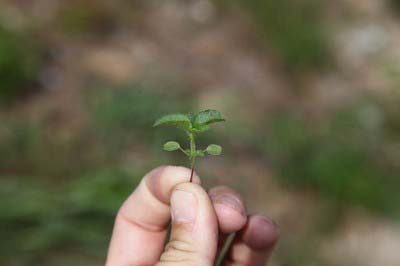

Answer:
[0,169,139,265]
[0,26,44,103]
[259,100,400,216]
[391,0,400,12]
[58,0,115,35]
[86,84,194,159]
[217,0,331,72]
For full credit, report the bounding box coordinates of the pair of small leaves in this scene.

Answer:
[156,109,224,161]
[163,141,222,156]
[153,109,225,133]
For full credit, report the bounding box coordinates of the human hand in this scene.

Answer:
[106,166,279,266]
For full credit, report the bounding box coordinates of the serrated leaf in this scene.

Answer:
[163,141,181,151]
[193,109,225,126]
[153,113,192,130]
[192,124,211,133]
[206,144,222,155]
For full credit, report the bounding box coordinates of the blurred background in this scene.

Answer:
[1,0,400,265]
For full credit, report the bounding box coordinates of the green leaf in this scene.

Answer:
[192,124,210,133]
[163,141,181,151]
[195,150,205,157]
[153,113,192,130]
[193,109,225,126]
[206,144,222,155]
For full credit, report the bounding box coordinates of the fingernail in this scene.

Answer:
[171,190,197,223]
[252,215,280,240]
[246,215,280,249]
[257,215,279,230]
[210,193,246,217]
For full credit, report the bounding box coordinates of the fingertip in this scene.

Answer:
[145,165,201,204]
[214,204,247,233]
[168,182,219,262]
[209,186,247,234]
[173,181,208,199]
[241,215,280,250]
[209,186,246,209]
[225,215,279,266]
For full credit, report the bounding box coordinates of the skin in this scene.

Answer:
[106,165,279,266]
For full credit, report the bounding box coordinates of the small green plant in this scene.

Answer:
[154,109,225,182]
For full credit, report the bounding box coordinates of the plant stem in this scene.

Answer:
[189,156,195,182]
[215,233,236,266]
[188,132,196,183]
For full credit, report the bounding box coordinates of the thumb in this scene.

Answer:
[157,183,218,266]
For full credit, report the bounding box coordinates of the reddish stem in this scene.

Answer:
[189,156,195,182]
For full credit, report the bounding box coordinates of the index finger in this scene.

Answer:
[105,165,200,266]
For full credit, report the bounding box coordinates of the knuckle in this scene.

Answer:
[156,239,200,266]
[165,238,195,254]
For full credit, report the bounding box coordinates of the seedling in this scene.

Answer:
[153,109,225,182]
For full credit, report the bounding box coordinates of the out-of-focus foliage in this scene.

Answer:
[56,0,142,36]
[1,0,400,265]
[0,26,44,102]
[0,170,137,265]
[218,0,331,71]
[260,99,400,216]
[86,85,194,157]
[58,0,116,35]
[391,0,400,12]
